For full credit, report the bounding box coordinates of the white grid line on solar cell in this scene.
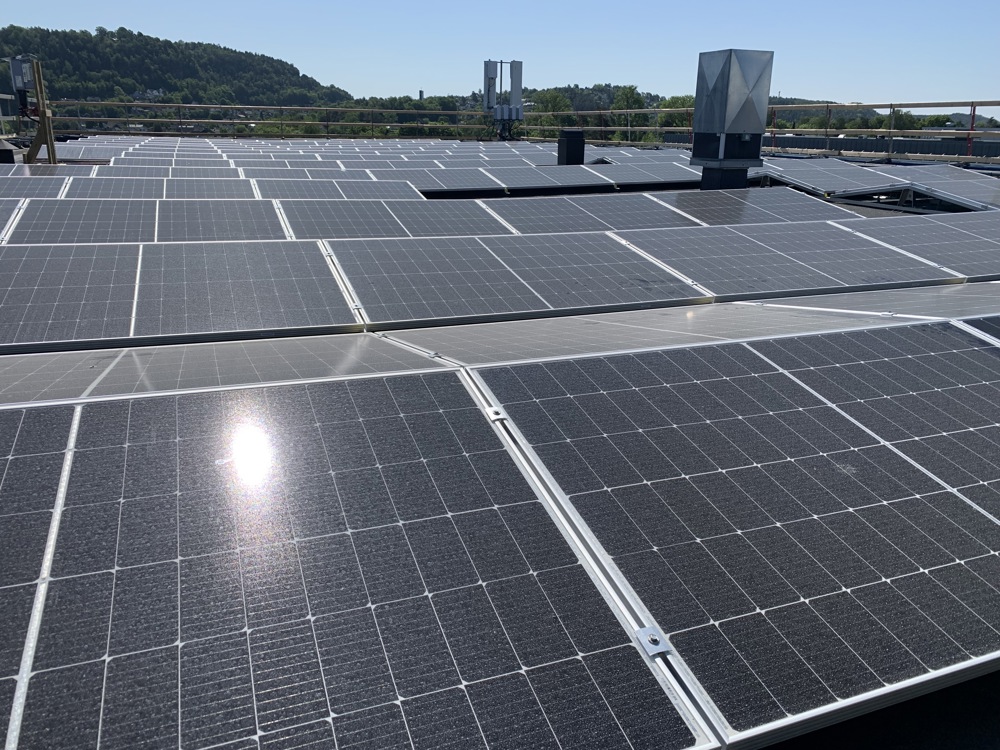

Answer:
[254,180,346,200]
[280,200,411,240]
[617,226,842,296]
[7,200,158,245]
[163,179,256,200]
[335,181,424,200]
[155,200,287,242]
[328,236,551,322]
[729,222,956,287]
[382,200,513,238]
[480,197,613,234]
[0,177,69,200]
[477,332,1000,741]
[132,240,355,336]
[568,194,701,231]
[0,243,140,344]
[479,232,701,309]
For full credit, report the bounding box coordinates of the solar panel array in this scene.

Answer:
[5,135,1000,750]
[760,156,1000,209]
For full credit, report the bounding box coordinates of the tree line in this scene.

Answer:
[2,25,993,140]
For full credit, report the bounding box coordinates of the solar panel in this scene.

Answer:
[239,168,310,180]
[0,200,19,230]
[330,236,546,322]
[156,201,287,242]
[6,165,96,177]
[0,349,122,404]
[762,158,906,194]
[0,244,139,344]
[83,334,444,400]
[479,326,1000,742]
[569,194,700,230]
[133,240,354,336]
[7,200,158,244]
[169,167,242,179]
[483,167,560,189]
[730,187,862,221]
[617,225,836,295]
[583,164,663,185]
[731,222,954,286]
[634,163,703,183]
[542,165,622,187]
[0,177,67,199]
[280,200,409,239]
[748,283,1000,319]
[163,179,256,200]
[749,322,1000,525]
[479,233,701,309]
[337,181,424,200]
[391,303,897,366]
[254,179,346,200]
[373,168,445,189]
[114,156,175,167]
[656,191,793,225]
[2,374,704,750]
[382,200,513,237]
[427,169,505,191]
[94,166,173,179]
[481,197,613,233]
[829,216,999,278]
[63,178,165,200]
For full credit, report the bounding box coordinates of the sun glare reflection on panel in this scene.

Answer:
[230,421,274,488]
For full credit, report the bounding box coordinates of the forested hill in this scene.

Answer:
[0,25,351,105]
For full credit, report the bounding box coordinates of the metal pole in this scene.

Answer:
[24,58,56,164]
[824,105,831,151]
[968,103,976,157]
[888,105,895,160]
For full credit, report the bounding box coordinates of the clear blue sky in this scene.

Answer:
[6,0,999,113]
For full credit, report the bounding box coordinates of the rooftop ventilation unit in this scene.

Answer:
[690,48,773,190]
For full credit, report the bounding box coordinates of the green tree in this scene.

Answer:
[611,85,646,141]
[922,114,951,128]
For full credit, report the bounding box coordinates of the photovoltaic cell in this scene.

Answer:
[169,167,242,179]
[481,197,614,234]
[479,232,701,309]
[382,200,512,237]
[750,322,1000,519]
[0,244,139,344]
[0,177,68,199]
[833,215,1000,278]
[622,225,843,295]
[278,198,413,239]
[427,169,505,191]
[481,332,1000,738]
[163,179,256,200]
[254,180,346,200]
[156,200,287,242]
[731,221,953,286]
[7,200,158,244]
[3,374,700,750]
[337,181,424,200]
[94,166,172,178]
[378,169,446,190]
[0,200,19,229]
[729,187,861,222]
[63,178,165,200]
[483,167,560,189]
[330,236,546,322]
[133,241,354,335]
[655,190,792,225]
[568,194,700,230]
